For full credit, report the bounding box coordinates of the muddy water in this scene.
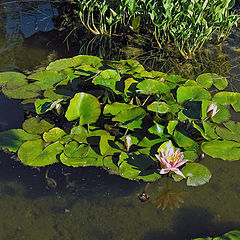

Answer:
[0,1,240,240]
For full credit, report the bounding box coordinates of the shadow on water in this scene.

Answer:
[142,207,240,240]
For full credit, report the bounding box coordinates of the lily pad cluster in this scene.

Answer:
[0,55,239,186]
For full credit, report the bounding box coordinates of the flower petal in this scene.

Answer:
[160,168,170,175]
[171,168,186,178]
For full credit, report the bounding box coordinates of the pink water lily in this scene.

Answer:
[155,141,188,178]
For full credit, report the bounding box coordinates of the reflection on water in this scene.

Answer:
[0,1,240,240]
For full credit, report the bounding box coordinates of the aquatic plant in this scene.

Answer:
[193,230,240,240]
[55,0,239,58]
[0,55,239,187]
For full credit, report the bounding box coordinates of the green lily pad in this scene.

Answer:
[147,101,180,114]
[93,69,121,94]
[0,72,27,88]
[22,117,54,134]
[71,125,89,143]
[60,141,102,167]
[103,102,136,115]
[99,134,115,155]
[214,230,240,240]
[137,169,162,182]
[18,139,64,166]
[213,92,240,112]
[0,129,40,152]
[177,86,212,104]
[103,155,119,172]
[173,163,211,186]
[43,87,74,101]
[65,92,101,124]
[183,151,198,161]
[196,73,228,90]
[216,121,240,142]
[173,129,199,150]
[165,74,187,83]
[201,140,240,160]
[167,120,178,135]
[119,153,156,180]
[148,123,166,137]
[2,83,41,99]
[28,70,67,90]
[112,107,146,124]
[137,79,170,95]
[35,98,63,115]
[46,55,102,71]
[43,127,66,142]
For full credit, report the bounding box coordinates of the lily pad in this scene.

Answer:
[18,139,64,166]
[0,129,40,152]
[46,55,102,71]
[60,141,102,167]
[201,140,240,160]
[196,73,228,90]
[137,79,170,94]
[93,69,121,93]
[65,92,101,124]
[43,87,74,101]
[103,102,136,115]
[43,127,66,142]
[216,121,240,142]
[35,98,63,115]
[173,162,211,186]
[148,123,166,137]
[0,72,27,88]
[147,101,180,114]
[28,70,67,90]
[177,86,212,104]
[2,83,40,99]
[112,107,146,124]
[22,117,54,134]
[173,129,199,150]
[213,92,240,112]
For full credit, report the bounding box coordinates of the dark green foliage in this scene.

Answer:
[0,55,239,185]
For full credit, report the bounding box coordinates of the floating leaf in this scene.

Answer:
[0,72,27,88]
[92,69,121,93]
[213,92,240,112]
[173,129,198,150]
[71,125,89,143]
[43,127,66,142]
[183,151,198,161]
[216,121,240,142]
[65,92,101,124]
[18,139,64,166]
[2,83,40,99]
[103,155,119,172]
[148,123,166,137]
[167,120,178,135]
[35,98,63,115]
[196,73,228,90]
[60,141,102,167]
[44,87,74,101]
[28,70,67,90]
[0,129,40,152]
[173,163,211,186]
[147,101,180,114]
[99,134,115,155]
[137,79,170,94]
[119,153,156,180]
[112,107,146,124]
[137,169,162,182]
[201,140,240,160]
[46,55,102,71]
[177,86,211,104]
[103,102,136,115]
[22,117,54,134]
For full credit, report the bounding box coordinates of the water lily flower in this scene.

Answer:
[155,141,188,178]
[125,136,132,152]
[207,103,219,118]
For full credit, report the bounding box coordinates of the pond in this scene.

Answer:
[0,1,240,240]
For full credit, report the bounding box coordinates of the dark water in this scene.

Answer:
[0,1,240,240]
